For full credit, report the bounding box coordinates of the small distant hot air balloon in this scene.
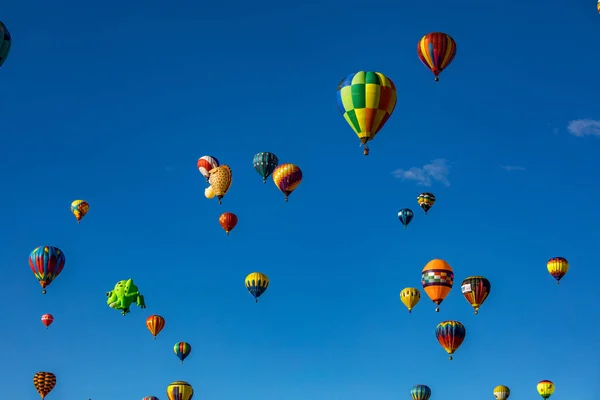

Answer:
[245,272,269,303]
[143,397,159,400]
[417,192,436,214]
[70,200,89,223]
[208,165,232,204]
[167,381,194,400]
[400,288,420,313]
[33,372,56,399]
[219,212,238,235]
[204,186,216,199]
[336,71,397,155]
[547,257,568,284]
[146,315,165,339]
[0,22,11,68]
[398,208,414,229]
[537,380,554,399]
[422,259,453,311]
[273,163,302,202]
[253,152,279,183]
[597,0,599,13]
[410,384,431,400]
[461,276,491,314]
[29,246,66,294]
[197,155,219,182]
[41,314,54,329]
[435,320,466,360]
[174,342,192,364]
[417,32,457,81]
[494,385,510,400]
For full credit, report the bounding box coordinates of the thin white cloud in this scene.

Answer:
[500,165,526,172]
[391,159,450,187]
[567,119,600,137]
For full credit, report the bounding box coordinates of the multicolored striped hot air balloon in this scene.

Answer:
[197,155,219,182]
[142,397,159,400]
[417,32,457,81]
[146,315,165,339]
[461,276,491,314]
[33,372,56,399]
[336,71,397,155]
[417,192,436,214]
[253,152,279,183]
[167,381,194,400]
[422,259,453,312]
[70,200,89,223]
[0,22,11,68]
[410,384,431,400]
[29,246,66,294]
[435,320,466,360]
[547,257,568,284]
[398,208,414,229]
[245,272,269,303]
[272,164,302,202]
[174,342,192,363]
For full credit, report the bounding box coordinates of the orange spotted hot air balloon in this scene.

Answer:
[146,315,165,339]
[33,371,56,399]
[208,165,232,204]
[219,212,238,235]
[421,259,454,312]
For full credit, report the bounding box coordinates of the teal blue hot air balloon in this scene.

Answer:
[253,152,279,183]
[0,22,11,68]
[398,208,414,229]
[410,384,431,400]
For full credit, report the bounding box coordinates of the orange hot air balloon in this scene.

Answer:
[417,32,457,81]
[421,259,454,312]
[219,212,238,235]
[146,315,165,339]
[33,372,56,399]
[41,314,54,328]
[208,165,232,204]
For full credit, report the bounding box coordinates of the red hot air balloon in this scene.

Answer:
[41,314,54,328]
[219,212,238,235]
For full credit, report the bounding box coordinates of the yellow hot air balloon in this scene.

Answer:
[70,200,89,223]
[204,186,215,199]
[400,287,420,313]
[493,385,510,400]
[537,380,554,399]
[167,381,194,400]
[208,165,232,204]
[547,257,568,284]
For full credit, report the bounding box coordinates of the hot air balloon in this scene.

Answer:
[597,0,599,13]
[273,163,302,202]
[34,372,56,399]
[537,380,554,399]
[398,208,414,229]
[435,320,466,360]
[146,315,165,339]
[461,276,491,314]
[167,381,194,400]
[204,186,216,199]
[0,22,11,68]
[336,71,397,155]
[174,342,192,363]
[29,246,66,294]
[400,288,420,313]
[253,152,279,183]
[143,397,159,400]
[41,314,54,328]
[494,385,510,400]
[417,192,436,214]
[197,155,219,182]
[547,257,568,284]
[417,32,457,81]
[70,200,89,223]
[422,259,453,311]
[245,272,269,302]
[106,279,146,315]
[410,384,431,400]
[219,212,238,235]
[208,165,232,204]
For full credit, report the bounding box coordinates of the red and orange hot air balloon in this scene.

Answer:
[41,314,54,329]
[417,32,457,81]
[421,259,454,312]
[146,315,165,339]
[219,212,238,235]
[435,320,466,360]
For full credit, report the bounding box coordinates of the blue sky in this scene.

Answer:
[1,0,599,399]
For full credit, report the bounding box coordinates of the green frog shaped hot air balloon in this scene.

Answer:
[106,279,146,315]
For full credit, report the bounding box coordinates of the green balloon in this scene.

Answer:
[106,279,146,315]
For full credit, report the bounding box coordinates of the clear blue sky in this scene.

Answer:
[1,0,599,399]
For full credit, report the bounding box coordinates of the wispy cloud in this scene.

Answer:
[500,165,526,172]
[391,159,450,187]
[567,119,600,137]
